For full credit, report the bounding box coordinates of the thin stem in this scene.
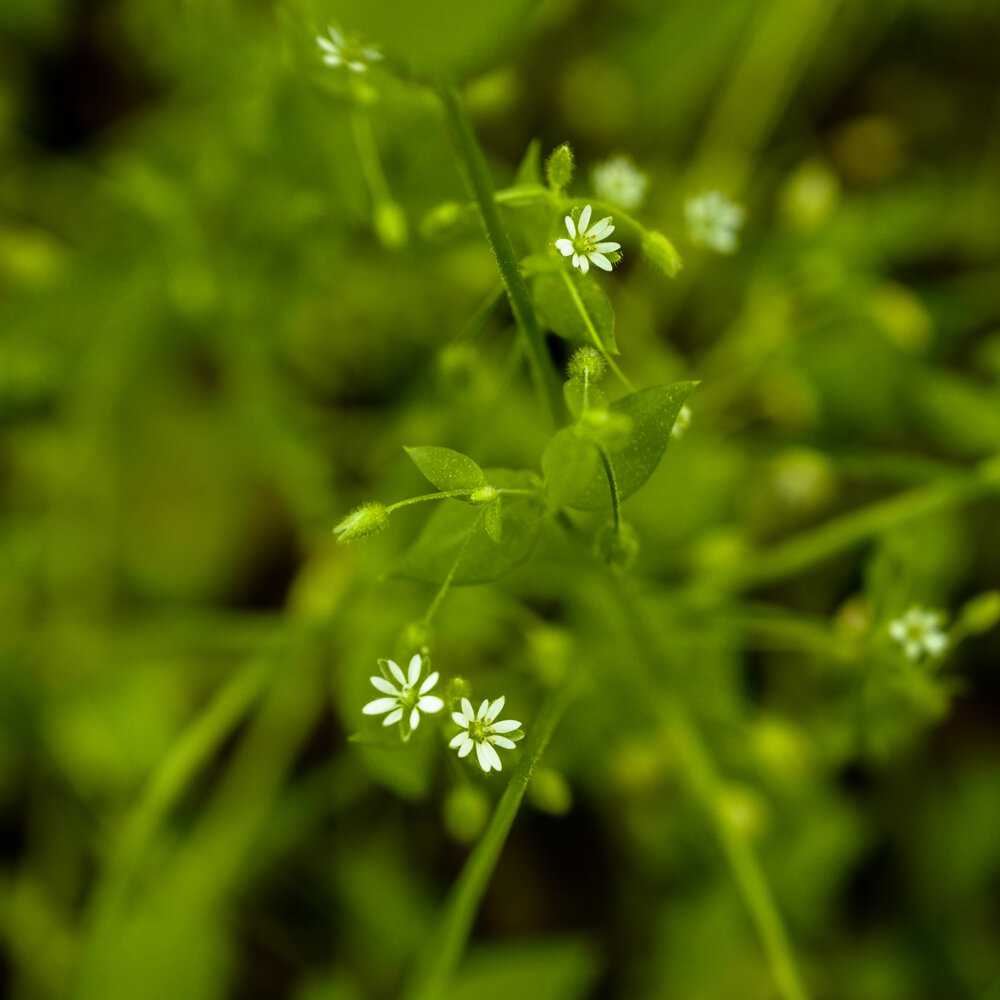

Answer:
[710,457,1000,592]
[401,684,573,1000]
[348,101,391,208]
[421,526,475,626]
[558,269,635,392]
[609,577,811,1000]
[387,490,473,513]
[436,80,562,424]
[596,443,623,533]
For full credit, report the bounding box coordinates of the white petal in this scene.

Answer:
[449,731,468,748]
[408,654,422,687]
[452,711,470,727]
[595,241,620,252]
[419,671,439,694]
[362,48,382,61]
[486,696,505,720]
[418,695,444,713]
[387,659,407,687]
[555,238,574,256]
[322,54,343,67]
[589,252,613,271]
[316,37,339,54]
[491,735,516,749]
[578,256,590,274]
[460,697,475,721]
[476,742,492,772]
[572,253,581,268]
[924,632,948,655]
[904,641,922,661]
[588,217,614,239]
[370,676,399,696]
[327,25,344,45]
[458,738,474,758]
[477,699,490,720]
[348,61,366,72]
[888,621,906,641]
[362,697,398,715]
[383,707,404,726]
[410,708,420,730]
[482,742,503,772]
[491,719,520,733]
[578,204,592,232]
[564,215,576,238]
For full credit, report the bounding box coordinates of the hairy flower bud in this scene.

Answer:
[566,346,608,383]
[333,501,389,542]
[545,142,575,192]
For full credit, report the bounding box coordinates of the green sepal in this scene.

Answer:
[484,499,503,544]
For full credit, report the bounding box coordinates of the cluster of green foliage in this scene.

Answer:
[1,1,1000,999]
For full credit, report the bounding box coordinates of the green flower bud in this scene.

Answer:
[528,767,573,816]
[470,484,498,505]
[373,200,408,249]
[545,142,575,192]
[420,201,469,241]
[594,521,640,574]
[641,230,682,277]
[958,591,1000,635]
[333,501,389,542]
[445,675,471,707]
[566,346,607,383]
[400,620,433,654]
[443,784,490,844]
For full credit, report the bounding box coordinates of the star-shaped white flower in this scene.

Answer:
[888,607,949,661]
[684,190,745,254]
[315,24,383,73]
[555,204,621,275]
[362,654,444,734]
[449,696,522,773]
[592,155,648,210]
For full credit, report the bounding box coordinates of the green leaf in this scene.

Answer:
[533,271,618,354]
[393,470,544,584]
[514,139,543,187]
[405,446,486,493]
[543,382,697,510]
[563,378,608,419]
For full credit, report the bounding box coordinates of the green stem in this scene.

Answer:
[596,443,623,533]
[609,577,811,1000]
[387,489,473,513]
[436,80,562,424]
[421,526,475,626]
[711,458,1000,592]
[348,102,391,207]
[558,269,635,392]
[401,684,572,1000]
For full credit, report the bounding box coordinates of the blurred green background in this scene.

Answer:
[2,0,1000,998]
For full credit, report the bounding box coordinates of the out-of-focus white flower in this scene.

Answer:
[685,190,745,254]
[592,155,648,210]
[362,654,444,733]
[449,696,522,773]
[316,24,383,73]
[671,405,692,440]
[555,204,621,275]
[888,607,949,661]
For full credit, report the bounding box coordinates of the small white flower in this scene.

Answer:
[888,607,949,661]
[684,190,745,254]
[592,155,648,210]
[671,405,692,440]
[315,24,383,73]
[555,204,621,275]
[362,654,444,734]
[449,696,522,773]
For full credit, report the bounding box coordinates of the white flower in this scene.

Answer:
[671,404,692,440]
[684,190,745,254]
[362,654,444,733]
[555,204,621,275]
[592,155,648,210]
[315,24,383,73]
[449,696,522,773]
[888,607,949,661]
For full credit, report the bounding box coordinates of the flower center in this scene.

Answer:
[468,718,492,742]
[572,232,596,255]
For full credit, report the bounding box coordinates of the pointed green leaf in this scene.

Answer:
[393,470,543,584]
[543,382,698,510]
[514,138,543,186]
[405,446,486,493]
[533,271,618,354]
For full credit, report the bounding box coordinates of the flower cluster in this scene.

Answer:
[888,607,949,661]
[684,190,745,254]
[556,205,621,275]
[592,155,648,210]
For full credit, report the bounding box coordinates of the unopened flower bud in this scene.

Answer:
[641,229,683,276]
[567,346,607,383]
[470,485,498,505]
[333,501,389,542]
[545,142,575,192]
[373,200,408,249]
[443,784,490,844]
